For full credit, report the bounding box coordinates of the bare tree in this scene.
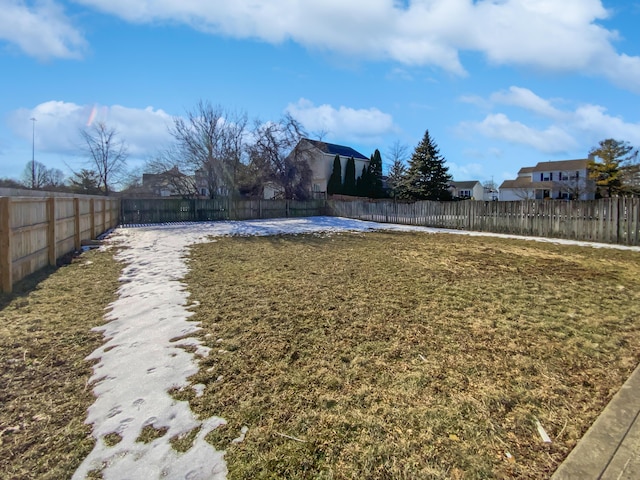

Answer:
[249,114,313,200]
[513,188,535,200]
[386,140,409,198]
[21,161,51,189]
[80,122,128,195]
[153,101,248,199]
[482,179,499,201]
[553,176,594,200]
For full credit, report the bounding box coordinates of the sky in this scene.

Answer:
[76,216,640,476]
[1,0,639,187]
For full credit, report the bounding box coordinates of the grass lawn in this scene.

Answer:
[179,231,640,479]
[0,249,121,480]
[1,228,639,480]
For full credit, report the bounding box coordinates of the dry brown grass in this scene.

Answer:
[0,249,121,480]
[181,231,640,479]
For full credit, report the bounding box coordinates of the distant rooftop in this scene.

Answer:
[303,138,369,160]
[450,180,480,189]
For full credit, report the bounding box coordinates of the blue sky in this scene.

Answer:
[1,0,639,186]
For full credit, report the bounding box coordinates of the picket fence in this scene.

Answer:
[0,195,119,293]
[328,197,640,246]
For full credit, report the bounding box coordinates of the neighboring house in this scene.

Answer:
[499,159,595,201]
[142,167,195,197]
[194,168,230,198]
[263,138,370,200]
[449,181,484,200]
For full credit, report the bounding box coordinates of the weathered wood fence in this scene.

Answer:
[120,198,328,224]
[328,197,640,246]
[0,196,119,293]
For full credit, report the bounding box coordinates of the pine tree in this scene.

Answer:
[327,154,342,195]
[344,156,356,196]
[356,165,368,196]
[402,130,452,201]
[367,149,384,198]
[387,159,407,198]
[588,139,638,197]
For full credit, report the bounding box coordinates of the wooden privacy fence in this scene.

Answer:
[0,196,119,293]
[120,198,328,224]
[328,197,640,246]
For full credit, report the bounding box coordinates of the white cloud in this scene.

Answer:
[0,0,86,59]
[286,98,395,143]
[490,87,563,119]
[463,113,578,153]
[447,161,485,181]
[70,0,640,92]
[460,86,640,154]
[9,101,173,156]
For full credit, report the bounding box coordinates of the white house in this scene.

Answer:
[449,181,484,200]
[263,138,370,199]
[499,159,594,201]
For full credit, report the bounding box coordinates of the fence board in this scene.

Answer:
[0,195,119,293]
[120,198,327,225]
[328,198,640,247]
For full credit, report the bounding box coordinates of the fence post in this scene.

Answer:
[48,197,57,266]
[0,197,12,293]
[74,198,81,250]
[90,198,96,238]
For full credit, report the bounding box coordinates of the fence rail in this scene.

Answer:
[120,198,328,224]
[328,197,640,246]
[0,196,119,293]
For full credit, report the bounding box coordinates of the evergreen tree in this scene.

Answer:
[588,139,638,197]
[357,164,369,196]
[402,130,452,201]
[344,156,356,195]
[327,154,343,195]
[388,158,407,198]
[367,149,384,198]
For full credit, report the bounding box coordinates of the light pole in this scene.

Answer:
[30,117,37,189]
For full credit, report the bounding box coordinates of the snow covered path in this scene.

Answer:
[74,216,640,479]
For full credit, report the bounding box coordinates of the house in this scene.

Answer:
[142,167,195,197]
[263,138,370,199]
[449,181,484,200]
[499,159,595,201]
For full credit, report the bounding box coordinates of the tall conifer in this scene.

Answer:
[344,156,356,195]
[327,154,342,195]
[402,130,452,201]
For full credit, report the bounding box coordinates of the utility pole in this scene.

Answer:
[30,117,37,189]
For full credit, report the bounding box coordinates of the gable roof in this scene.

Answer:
[532,159,589,172]
[500,177,556,189]
[450,180,480,189]
[518,166,536,175]
[303,138,369,160]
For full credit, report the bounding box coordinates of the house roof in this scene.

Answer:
[500,177,556,189]
[532,159,589,172]
[303,138,369,160]
[518,166,536,175]
[450,180,480,189]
